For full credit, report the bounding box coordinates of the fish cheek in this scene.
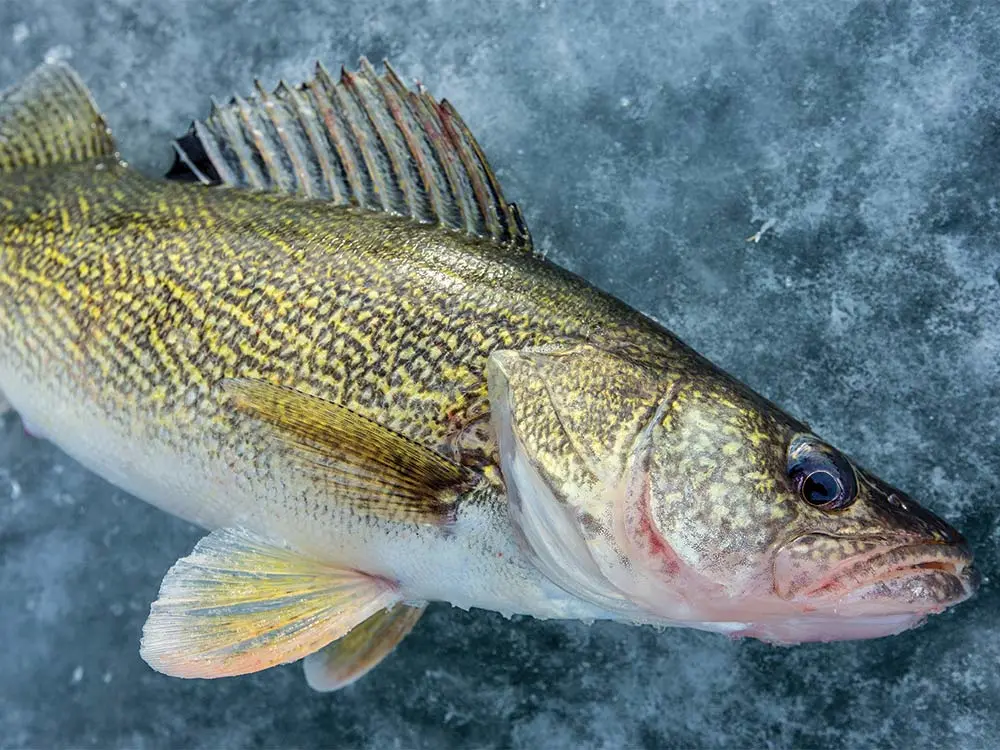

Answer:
[644,401,796,592]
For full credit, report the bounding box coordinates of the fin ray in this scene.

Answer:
[303,602,426,691]
[221,379,470,525]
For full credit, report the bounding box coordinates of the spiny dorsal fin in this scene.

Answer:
[0,63,116,172]
[168,58,532,251]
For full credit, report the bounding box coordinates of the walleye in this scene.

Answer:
[0,60,978,691]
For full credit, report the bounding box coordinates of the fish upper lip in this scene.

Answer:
[782,535,978,601]
[846,541,974,588]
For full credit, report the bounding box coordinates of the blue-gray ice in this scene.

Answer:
[1,1,998,748]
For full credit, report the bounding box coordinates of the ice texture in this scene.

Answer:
[1,0,998,747]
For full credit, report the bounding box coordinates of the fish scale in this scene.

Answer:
[0,157,674,462]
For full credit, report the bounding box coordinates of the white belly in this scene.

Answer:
[0,368,618,624]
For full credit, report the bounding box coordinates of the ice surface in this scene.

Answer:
[1,0,998,747]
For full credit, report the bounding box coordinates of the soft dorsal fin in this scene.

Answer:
[0,63,117,172]
[168,58,532,251]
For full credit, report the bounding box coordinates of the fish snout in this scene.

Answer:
[866,486,980,600]
[875,488,967,546]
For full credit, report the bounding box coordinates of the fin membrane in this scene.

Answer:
[140,527,399,679]
[303,602,426,691]
[0,63,116,172]
[221,379,471,525]
[169,58,532,251]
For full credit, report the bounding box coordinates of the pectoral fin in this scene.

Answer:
[220,379,471,525]
[140,527,399,679]
[303,602,426,691]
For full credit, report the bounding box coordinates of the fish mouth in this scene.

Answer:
[774,535,979,616]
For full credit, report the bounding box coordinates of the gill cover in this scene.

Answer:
[487,345,682,616]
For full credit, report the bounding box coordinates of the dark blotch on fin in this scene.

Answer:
[166,131,222,184]
[167,58,533,252]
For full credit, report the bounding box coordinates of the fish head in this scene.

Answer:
[487,344,978,643]
[640,376,979,643]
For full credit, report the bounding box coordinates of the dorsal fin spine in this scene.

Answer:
[375,69,425,219]
[233,95,271,190]
[340,65,395,212]
[452,102,522,244]
[382,64,456,228]
[417,92,481,237]
[271,80,317,198]
[312,63,370,208]
[510,203,530,245]
[191,118,230,183]
[264,81,311,195]
[251,80,291,193]
[282,80,324,199]
[300,64,349,204]
[338,66,399,214]
[211,96,263,189]
[361,59,429,221]
[403,85,464,229]
[195,103,229,185]
[440,100,503,243]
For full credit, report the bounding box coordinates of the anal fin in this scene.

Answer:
[303,602,426,691]
[140,527,399,679]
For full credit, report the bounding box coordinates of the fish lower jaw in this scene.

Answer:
[719,566,977,645]
[611,607,927,644]
[824,566,976,618]
[727,613,928,645]
[619,560,977,644]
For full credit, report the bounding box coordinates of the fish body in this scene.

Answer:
[0,61,978,689]
[0,158,663,619]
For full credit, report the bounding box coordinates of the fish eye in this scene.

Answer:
[787,435,858,511]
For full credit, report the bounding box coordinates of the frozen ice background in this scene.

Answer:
[1,0,999,747]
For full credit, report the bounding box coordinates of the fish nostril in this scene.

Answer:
[882,490,966,545]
